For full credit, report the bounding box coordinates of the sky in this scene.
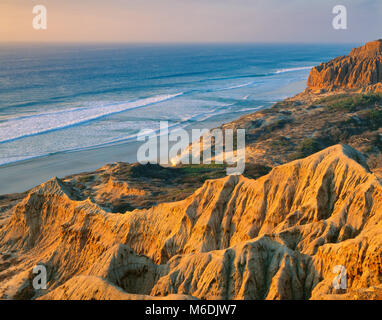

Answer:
[0,0,381,43]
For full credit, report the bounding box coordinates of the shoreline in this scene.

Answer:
[0,80,306,195]
[0,139,141,195]
[2,38,382,301]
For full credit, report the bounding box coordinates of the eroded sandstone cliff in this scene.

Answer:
[1,144,382,300]
[307,40,382,91]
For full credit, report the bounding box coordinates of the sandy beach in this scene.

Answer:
[0,116,228,194]
[0,80,307,195]
[0,140,141,195]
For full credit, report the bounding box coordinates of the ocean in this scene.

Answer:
[0,43,356,167]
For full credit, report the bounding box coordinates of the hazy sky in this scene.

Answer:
[1,0,381,43]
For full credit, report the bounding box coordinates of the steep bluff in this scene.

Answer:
[1,144,382,299]
[307,40,382,91]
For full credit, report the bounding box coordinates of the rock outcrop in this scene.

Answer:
[307,40,382,91]
[37,276,196,300]
[1,144,382,300]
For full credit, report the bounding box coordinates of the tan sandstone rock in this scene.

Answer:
[307,40,382,91]
[1,145,382,300]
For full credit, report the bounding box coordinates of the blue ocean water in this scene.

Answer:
[0,43,356,166]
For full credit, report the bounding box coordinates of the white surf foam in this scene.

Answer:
[0,93,183,144]
[275,66,313,74]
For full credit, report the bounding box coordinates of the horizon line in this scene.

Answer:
[0,40,363,46]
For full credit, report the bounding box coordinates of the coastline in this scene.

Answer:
[1,39,382,301]
[0,80,306,195]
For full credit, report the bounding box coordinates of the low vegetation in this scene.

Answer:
[288,138,324,160]
[64,162,271,212]
[318,93,382,112]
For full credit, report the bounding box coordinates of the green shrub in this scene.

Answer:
[78,175,94,183]
[365,109,382,121]
[299,138,322,156]
[363,108,382,129]
[287,138,323,161]
[270,136,289,148]
[323,94,382,112]
[264,119,289,133]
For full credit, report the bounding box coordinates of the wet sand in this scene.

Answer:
[0,140,142,195]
